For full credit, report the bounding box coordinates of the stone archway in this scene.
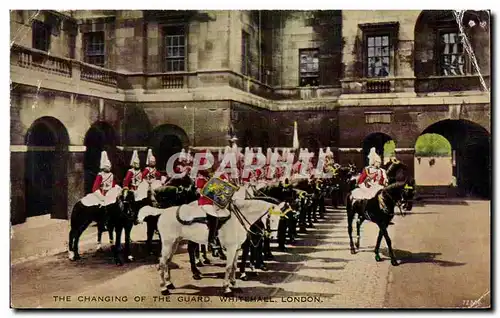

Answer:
[25,116,69,219]
[361,132,395,166]
[83,121,118,194]
[149,124,190,172]
[417,119,490,198]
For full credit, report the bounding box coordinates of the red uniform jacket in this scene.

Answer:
[357,167,385,186]
[92,172,116,195]
[142,167,162,182]
[123,168,142,190]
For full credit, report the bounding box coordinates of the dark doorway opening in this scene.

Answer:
[25,117,69,219]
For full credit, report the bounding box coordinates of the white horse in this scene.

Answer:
[138,198,287,295]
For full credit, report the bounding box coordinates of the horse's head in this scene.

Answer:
[384,158,409,184]
[400,178,416,211]
[119,189,138,223]
[267,201,293,232]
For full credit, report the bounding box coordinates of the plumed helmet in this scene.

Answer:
[130,150,140,166]
[100,151,111,170]
[368,147,381,166]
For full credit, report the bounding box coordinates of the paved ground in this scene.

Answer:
[10,201,491,309]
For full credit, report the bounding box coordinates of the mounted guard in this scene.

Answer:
[136,149,164,202]
[88,151,122,208]
[123,150,143,192]
[350,147,389,211]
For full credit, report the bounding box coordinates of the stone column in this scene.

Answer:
[10,150,26,225]
[66,147,86,220]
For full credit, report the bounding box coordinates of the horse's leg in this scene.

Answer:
[114,225,123,266]
[263,234,273,259]
[217,237,227,260]
[159,238,176,295]
[230,246,239,288]
[374,228,384,262]
[381,226,399,266]
[187,241,202,280]
[201,244,210,264]
[124,224,134,262]
[72,219,92,260]
[356,212,365,250]
[222,244,238,294]
[194,244,203,267]
[347,204,356,254]
[239,239,250,281]
[108,222,114,245]
[96,221,104,251]
[146,219,155,255]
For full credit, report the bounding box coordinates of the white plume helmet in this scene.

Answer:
[130,150,140,166]
[257,147,262,154]
[100,151,111,170]
[319,148,325,159]
[180,148,186,161]
[146,149,156,166]
[245,147,250,156]
[368,147,381,166]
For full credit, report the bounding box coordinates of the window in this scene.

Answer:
[32,20,51,52]
[299,49,319,87]
[164,25,186,72]
[241,30,250,76]
[366,35,390,77]
[83,32,105,67]
[438,31,466,76]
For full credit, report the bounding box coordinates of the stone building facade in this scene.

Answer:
[10,10,491,224]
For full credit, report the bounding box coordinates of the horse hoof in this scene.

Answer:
[375,255,382,262]
[167,283,176,290]
[240,273,248,281]
[203,258,211,265]
[127,255,135,262]
[220,254,227,261]
[350,249,356,255]
[223,286,233,295]
[258,265,268,272]
[115,259,123,266]
[68,251,75,261]
[391,260,400,266]
[96,243,102,251]
[193,273,202,280]
[161,288,170,295]
[196,261,203,267]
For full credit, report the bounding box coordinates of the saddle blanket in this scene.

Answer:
[351,183,384,201]
[81,186,122,207]
[137,206,164,222]
[135,180,164,201]
[199,205,230,218]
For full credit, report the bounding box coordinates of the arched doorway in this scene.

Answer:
[149,124,189,172]
[418,119,490,198]
[83,122,118,194]
[361,132,396,166]
[25,117,69,219]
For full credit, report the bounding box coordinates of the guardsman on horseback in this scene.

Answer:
[351,147,389,212]
[142,149,162,183]
[195,150,230,253]
[92,151,121,207]
[123,150,142,191]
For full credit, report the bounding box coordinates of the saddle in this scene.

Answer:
[176,204,209,226]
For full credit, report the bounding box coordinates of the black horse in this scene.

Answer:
[68,189,144,265]
[346,160,416,265]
